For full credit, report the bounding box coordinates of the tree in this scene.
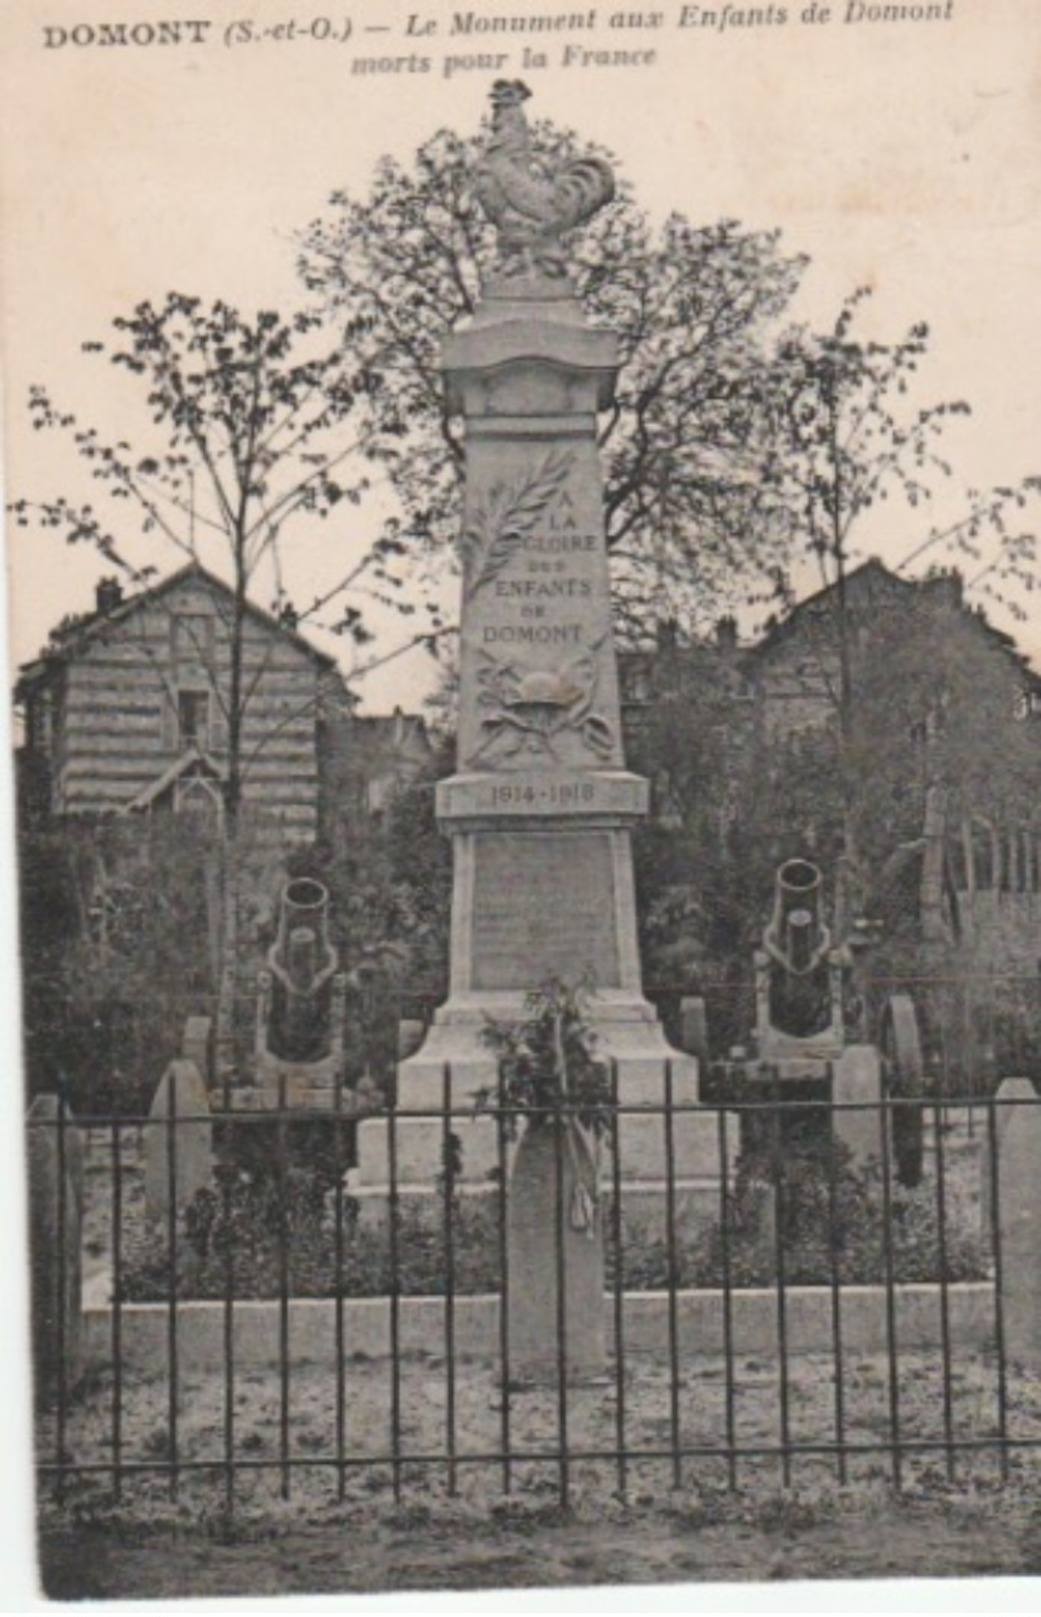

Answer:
[18,813,218,1110]
[752,290,1041,932]
[298,122,806,639]
[10,293,440,1066]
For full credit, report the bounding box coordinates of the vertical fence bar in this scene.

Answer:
[609,1060,628,1501]
[553,1106,570,1509]
[165,1076,179,1500]
[496,1074,512,1496]
[55,1095,68,1506]
[932,1101,955,1480]
[986,1097,1009,1482]
[717,1106,737,1490]
[825,1117,847,1486]
[221,1070,235,1514]
[663,1060,682,1490]
[441,1064,458,1499]
[770,1083,792,1489]
[388,1090,402,1501]
[334,1073,347,1504]
[276,1075,291,1500]
[879,1092,902,1491]
[938,1005,954,1126]
[110,1119,123,1501]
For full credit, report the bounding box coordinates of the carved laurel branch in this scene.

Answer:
[461,450,574,599]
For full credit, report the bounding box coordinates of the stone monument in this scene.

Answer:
[358,83,720,1196]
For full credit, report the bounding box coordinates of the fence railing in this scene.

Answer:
[26,1069,1041,1512]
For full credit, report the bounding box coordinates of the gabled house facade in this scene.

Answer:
[619,560,1041,975]
[741,559,1041,745]
[15,564,350,843]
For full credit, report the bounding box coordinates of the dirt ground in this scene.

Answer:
[36,1484,1041,1598]
[35,1343,1041,1599]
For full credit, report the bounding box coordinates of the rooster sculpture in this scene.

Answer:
[473,80,616,282]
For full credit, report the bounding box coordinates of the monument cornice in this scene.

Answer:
[442,318,618,414]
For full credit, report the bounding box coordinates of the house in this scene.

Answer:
[319,706,436,845]
[15,564,352,843]
[619,560,1041,973]
[739,560,1041,743]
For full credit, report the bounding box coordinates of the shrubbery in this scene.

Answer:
[120,1127,984,1301]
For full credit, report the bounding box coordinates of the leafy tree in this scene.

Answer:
[9,293,444,1065]
[298,123,806,639]
[18,814,217,1110]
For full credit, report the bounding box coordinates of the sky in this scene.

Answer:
[3,0,1041,714]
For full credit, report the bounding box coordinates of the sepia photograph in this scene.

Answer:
[2,0,1041,1602]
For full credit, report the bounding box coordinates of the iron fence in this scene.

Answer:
[27,1069,1041,1513]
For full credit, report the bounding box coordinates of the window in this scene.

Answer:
[947,835,968,893]
[971,818,997,891]
[178,690,210,750]
[622,662,651,704]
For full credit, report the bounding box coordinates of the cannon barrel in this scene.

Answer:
[268,877,338,998]
[764,858,830,977]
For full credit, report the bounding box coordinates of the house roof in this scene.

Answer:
[742,557,1041,688]
[15,561,338,693]
[350,709,433,755]
[742,559,911,665]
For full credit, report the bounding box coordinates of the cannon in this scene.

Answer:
[263,877,341,1064]
[688,858,924,1184]
[255,877,348,1098]
[759,857,844,1051]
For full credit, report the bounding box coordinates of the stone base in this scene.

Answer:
[391,987,688,1096]
[356,991,728,1188]
[350,1173,728,1237]
[831,1045,884,1167]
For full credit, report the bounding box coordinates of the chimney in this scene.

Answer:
[95,577,123,615]
[715,615,738,652]
[924,569,963,611]
[656,618,679,655]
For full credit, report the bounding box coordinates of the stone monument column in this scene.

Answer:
[358,83,722,1193]
[409,283,668,1084]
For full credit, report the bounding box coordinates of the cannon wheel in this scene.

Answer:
[880,993,924,1187]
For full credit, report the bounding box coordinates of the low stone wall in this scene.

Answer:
[83,1282,996,1376]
